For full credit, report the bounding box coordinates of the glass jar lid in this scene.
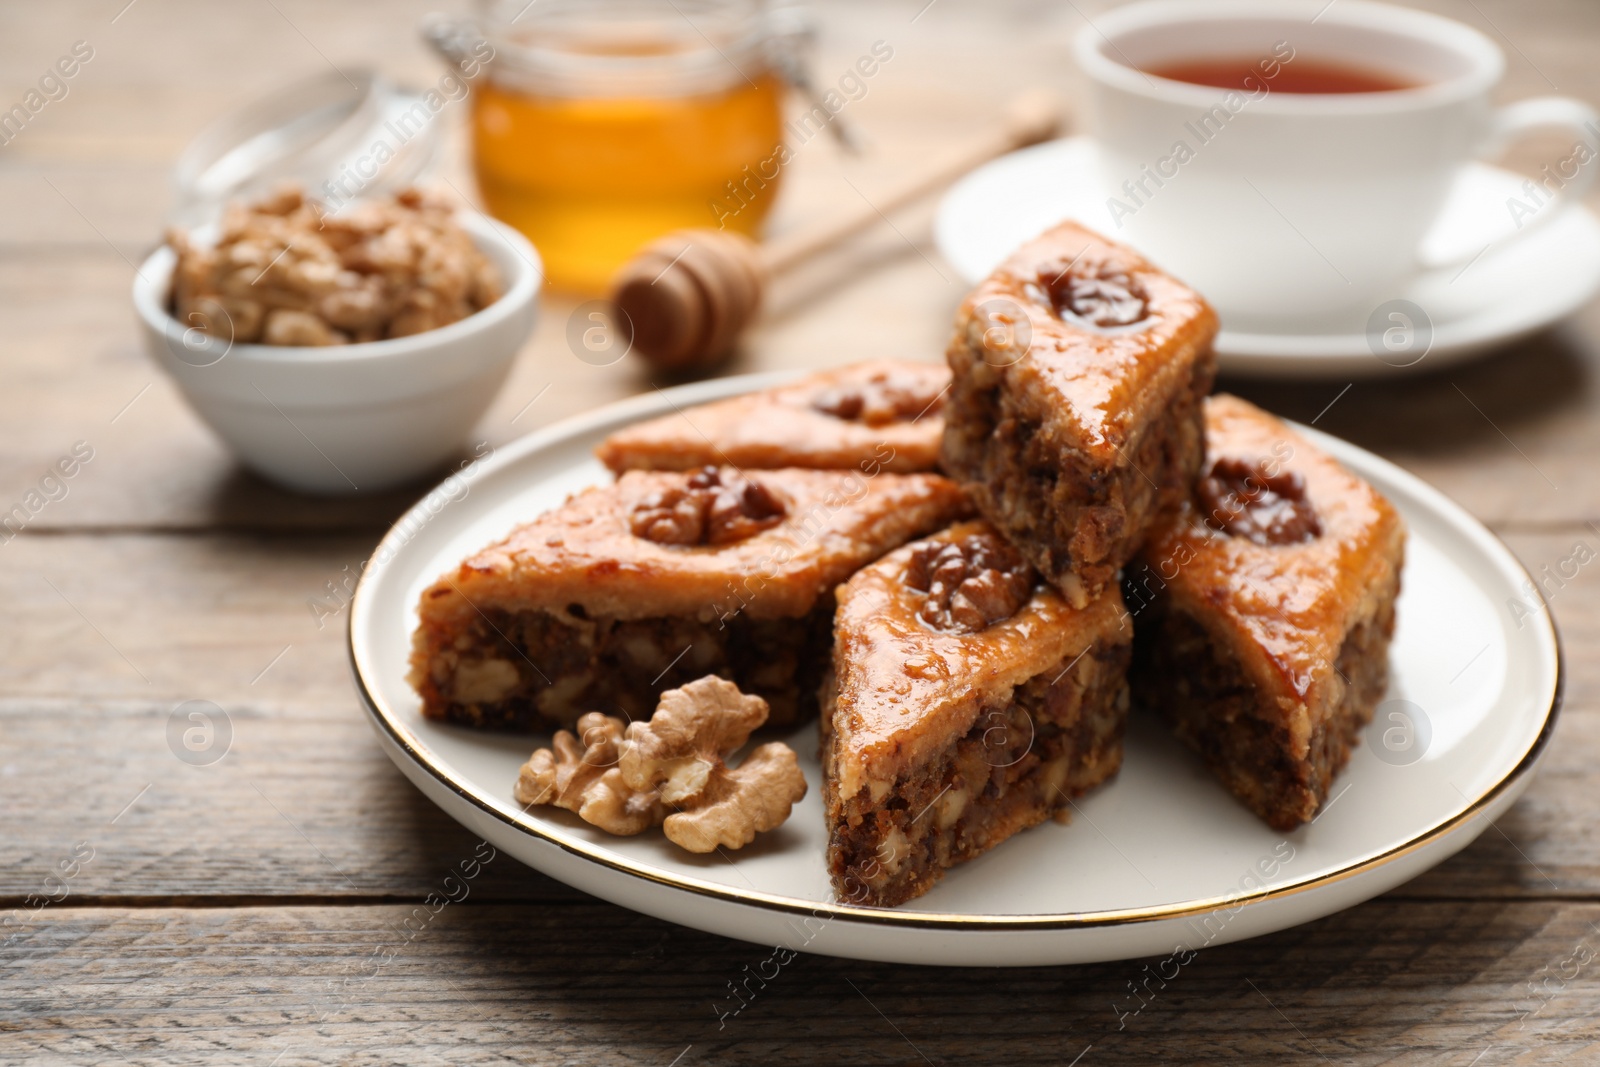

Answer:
[427,0,811,99]
[169,69,446,226]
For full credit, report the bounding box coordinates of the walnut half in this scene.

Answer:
[1025,260,1149,328]
[513,712,664,835]
[630,467,787,547]
[621,676,808,853]
[811,369,945,426]
[905,530,1035,634]
[513,677,807,853]
[1197,456,1322,546]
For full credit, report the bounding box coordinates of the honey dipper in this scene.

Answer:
[608,90,1065,371]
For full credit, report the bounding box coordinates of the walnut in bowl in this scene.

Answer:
[167,186,503,347]
[134,187,540,494]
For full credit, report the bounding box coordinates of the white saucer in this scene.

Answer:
[349,374,1561,967]
[935,137,1600,379]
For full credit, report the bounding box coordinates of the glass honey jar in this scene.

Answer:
[435,0,798,293]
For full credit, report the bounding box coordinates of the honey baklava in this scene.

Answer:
[409,466,970,730]
[1126,395,1406,830]
[824,520,1130,907]
[940,221,1218,607]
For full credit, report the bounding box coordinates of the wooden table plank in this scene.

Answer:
[5,900,1599,1065]
[0,693,576,905]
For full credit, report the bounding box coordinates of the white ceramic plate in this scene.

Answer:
[934,137,1600,379]
[349,374,1561,967]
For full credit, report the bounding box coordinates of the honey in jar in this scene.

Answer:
[465,1,791,293]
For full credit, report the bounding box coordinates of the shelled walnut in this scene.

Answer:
[167,184,501,347]
[905,530,1035,634]
[811,368,945,426]
[1025,261,1149,328]
[513,712,664,835]
[629,467,787,547]
[512,677,807,853]
[621,676,807,853]
[1198,456,1322,546]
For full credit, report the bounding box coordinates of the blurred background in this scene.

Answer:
[4,0,1597,514]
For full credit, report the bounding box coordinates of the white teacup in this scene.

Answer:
[1074,0,1599,331]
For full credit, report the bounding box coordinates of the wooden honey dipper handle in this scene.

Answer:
[610,90,1065,371]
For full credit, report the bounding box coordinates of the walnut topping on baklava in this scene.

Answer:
[1198,456,1323,546]
[811,367,946,426]
[904,529,1034,633]
[1026,262,1150,328]
[629,467,787,546]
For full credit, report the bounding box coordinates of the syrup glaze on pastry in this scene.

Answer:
[1197,456,1322,546]
[596,359,950,474]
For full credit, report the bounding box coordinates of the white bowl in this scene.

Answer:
[134,212,541,494]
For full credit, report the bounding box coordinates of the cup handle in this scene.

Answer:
[1419,96,1600,270]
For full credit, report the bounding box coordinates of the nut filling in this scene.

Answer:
[434,598,835,731]
[1130,600,1394,830]
[1025,263,1149,328]
[1198,457,1323,546]
[630,467,787,546]
[812,370,946,426]
[828,640,1130,908]
[905,531,1035,634]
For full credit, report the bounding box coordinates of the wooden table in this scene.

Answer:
[4,0,1599,1062]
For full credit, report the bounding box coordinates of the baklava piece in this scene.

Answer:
[940,221,1219,607]
[409,466,970,730]
[595,359,949,474]
[1126,395,1406,830]
[824,520,1131,908]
